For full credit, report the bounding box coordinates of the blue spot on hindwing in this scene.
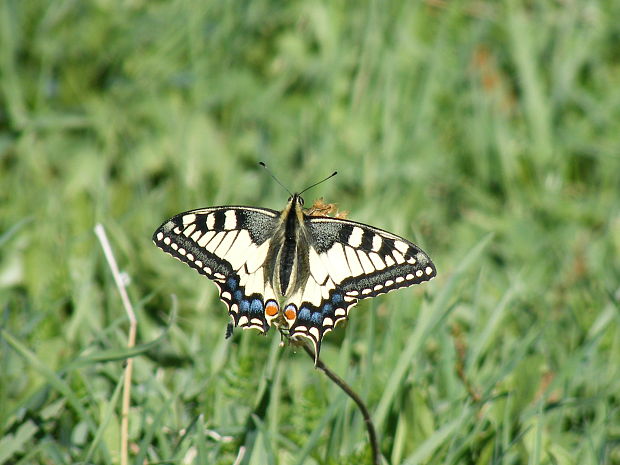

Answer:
[332,293,343,304]
[234,290,243,302]
[239,300,250,313]
[227,278,238,291]
[250,299,263,315]
[322,303,333,315]
[310,311,323,324]
[298,307,311,321]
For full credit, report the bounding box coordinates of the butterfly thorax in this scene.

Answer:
[267,193,311,299]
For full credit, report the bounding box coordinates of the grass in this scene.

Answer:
[1,0,620,464]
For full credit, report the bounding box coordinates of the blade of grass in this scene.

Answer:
[1,329,108,461]
[400,408,469,465]
[95,224,137,465]
[292,393,347,465]
[374,233,494,431]
[466,280,518,373]
[304,343,381,465]
[249,414,277,465]
[83,370,125,463]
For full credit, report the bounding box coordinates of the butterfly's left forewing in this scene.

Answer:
[153,206,281,333]
[285,216,436,360]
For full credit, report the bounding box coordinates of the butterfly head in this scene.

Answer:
[285,193,307,224]
[288,193,305,207]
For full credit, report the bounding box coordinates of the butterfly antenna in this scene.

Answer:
[259,162,293,196]
[299,170,338,195]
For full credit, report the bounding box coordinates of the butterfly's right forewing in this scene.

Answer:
[153,206,281,333]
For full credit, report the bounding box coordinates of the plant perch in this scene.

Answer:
[303,344,382,465]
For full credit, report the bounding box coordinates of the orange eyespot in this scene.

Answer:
[284,305,297,321]
[265,300,279,317]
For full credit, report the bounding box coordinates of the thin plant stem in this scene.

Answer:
[302,344,381,465]
[232,446,246,465]
[95,224,137,465]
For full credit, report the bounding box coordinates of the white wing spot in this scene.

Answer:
[206,213,215,230]
[230,303,239,314]
[195,260,203,267]
[224,210,237,230]
[372,235,382,252]
[186,253,194,261]
[203,266,212,275]
[163,237,171,245]
[238,316,249,326]
[183,223,196,237]
[394,241,409,254]
[416,269,423,277]
[246,241,270,272]
[356,250,375,274]
[406,273,414,280]
[374,284,383,291]
[346,290,359,296]
[320,282,334,300]
[369,252,386,270]
[393,250,405,264]
[251,318,263,326]
[335,308,346,317]
[344,296,356,302]
[406,257,417,264]
[157,232,163,241]
[362,288,372,295]
[309,249,328,283]
[214,272,225,280]
[198,231,215,247]
[171,243,178,250]
[326,243,351,284]
[178,248,186,255]
[385,279,394,286]
[348,227,364,247]
[214,231,238,257]
[244,268,264,294]
[309,327,320,340]
[173,227,182,234]
[223,230,253,271]
[425,266,433,275]
[205,231,225,252]
[323,317,334,327]
[301,276,323,307]
[183,214,196,225]
[396,276,405,283]
[295,325,308,333]
[344,246,364,276]
[221,291,232,300]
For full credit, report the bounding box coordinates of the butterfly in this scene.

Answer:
[153,186,436,364]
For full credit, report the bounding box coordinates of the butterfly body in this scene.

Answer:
[153,193,436,362]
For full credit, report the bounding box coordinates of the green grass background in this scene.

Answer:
[1,1,619,464]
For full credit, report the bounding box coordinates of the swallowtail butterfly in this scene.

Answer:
[153,186,436,363]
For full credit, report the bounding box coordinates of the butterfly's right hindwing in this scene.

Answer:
[152,206,280,333]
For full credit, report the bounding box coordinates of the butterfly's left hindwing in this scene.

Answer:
[152,206,280,333]
[284,215,436,359]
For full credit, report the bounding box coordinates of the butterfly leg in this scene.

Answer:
[225,322,234,339]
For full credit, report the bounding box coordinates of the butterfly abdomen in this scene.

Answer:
[277,205,299,295]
